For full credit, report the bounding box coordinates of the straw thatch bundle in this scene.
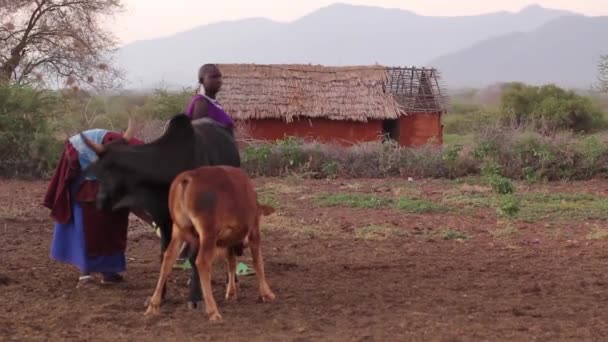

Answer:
[217,64,404,123]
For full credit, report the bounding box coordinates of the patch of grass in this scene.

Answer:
[519,192,608,222]
[443,133,474,146]
[434,227,471,241]
[355,224,409,240]
[317,192,449,214]
[442,193,492,209]
[394,198,448,214]
[587,227,608,240]
[450,177,488,186]
[490,222,519,238]
[255,188,280,209]
[261,214,337,240]
[317,193,393,209]
[486,174,516,195]
[497,194,521,217]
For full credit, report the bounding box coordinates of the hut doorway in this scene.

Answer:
[382,119,400,142]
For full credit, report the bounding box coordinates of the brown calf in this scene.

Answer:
[145,165,276,320]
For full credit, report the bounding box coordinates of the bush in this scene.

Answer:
[498,194,520,217]
[240,128,608,181]
[0,84,62,177]
[3,84,608,182]
[500,83,605,132]
[145,88,193,120]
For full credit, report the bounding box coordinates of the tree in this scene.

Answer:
[0,0,123,89]
[500,83,603,132]
[599,54,608,93]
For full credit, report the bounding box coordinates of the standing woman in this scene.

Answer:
[185,64,235,133]
[174,64,247,270]
[44,126,143,287]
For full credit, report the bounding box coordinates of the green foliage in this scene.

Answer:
[321,161,339,179]
[0,84,62,177]
[518,192,608,222]
[146,88,193,120]
[4,83,608,182]
[317,193,393,209]
[355,224,409,240]
[442,144,464,178]
[276,136,306,167]
[498,194,520,217]
[577,136,608,178]
[435,228,470,241]
[500,83,605,132]
[442,110,496,135]
[394,198,447,213]
[487,174,516,195]
[598,54,608,93]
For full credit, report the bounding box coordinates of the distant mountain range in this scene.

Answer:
[116,3,608,90]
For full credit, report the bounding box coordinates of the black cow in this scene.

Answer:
[81,113,240,309]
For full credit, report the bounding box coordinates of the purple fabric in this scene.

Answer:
[185,94,234,128]
[50,178,126,274]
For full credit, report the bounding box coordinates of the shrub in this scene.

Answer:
[0,84,62,177]
[498,194,520,217]
[442,110,496,135]
[500,83,605,132]
[145,88,193,120]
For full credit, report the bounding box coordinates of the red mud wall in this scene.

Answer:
[239,118,384,146]
[399,113,443,146]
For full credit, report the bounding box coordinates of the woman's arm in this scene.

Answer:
[191,98,209,120]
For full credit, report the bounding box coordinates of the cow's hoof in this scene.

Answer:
[260,292,276,303]
[208,311,223,322]
[225,289,238,301]
[145,304,161,316]
[144,296,161,307]
[187,301,204,310]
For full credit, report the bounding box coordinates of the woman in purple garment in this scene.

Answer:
[173,64,237,266]
[185,64,235,134]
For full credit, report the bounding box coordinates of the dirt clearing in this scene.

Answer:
[2,178,608,341]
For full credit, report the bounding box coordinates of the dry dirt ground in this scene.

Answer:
[2,177,608,341]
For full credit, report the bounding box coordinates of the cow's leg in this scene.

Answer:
[225,250,238,300]
[194,227,221,321]
[249,229,275,302]
[187,247,204,310]
[145,228,182,316]
[159,225,171,301]
[144,223,171,308]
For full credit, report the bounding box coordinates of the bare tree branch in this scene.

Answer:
[0,0,123,89]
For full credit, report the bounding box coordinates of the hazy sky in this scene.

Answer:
[113,1,608,45]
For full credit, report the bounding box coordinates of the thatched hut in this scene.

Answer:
[217,64,447,146]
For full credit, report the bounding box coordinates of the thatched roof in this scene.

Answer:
[217,64,402,123]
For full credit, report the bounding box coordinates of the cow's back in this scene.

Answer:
[171,166,256,231]
[191,121,241,168]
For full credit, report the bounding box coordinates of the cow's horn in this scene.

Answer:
[80,132,105,155]
[123,118,135,141]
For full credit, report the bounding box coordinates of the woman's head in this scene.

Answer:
[198,64,222,96]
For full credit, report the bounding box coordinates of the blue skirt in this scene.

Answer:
[50,183,125,275]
